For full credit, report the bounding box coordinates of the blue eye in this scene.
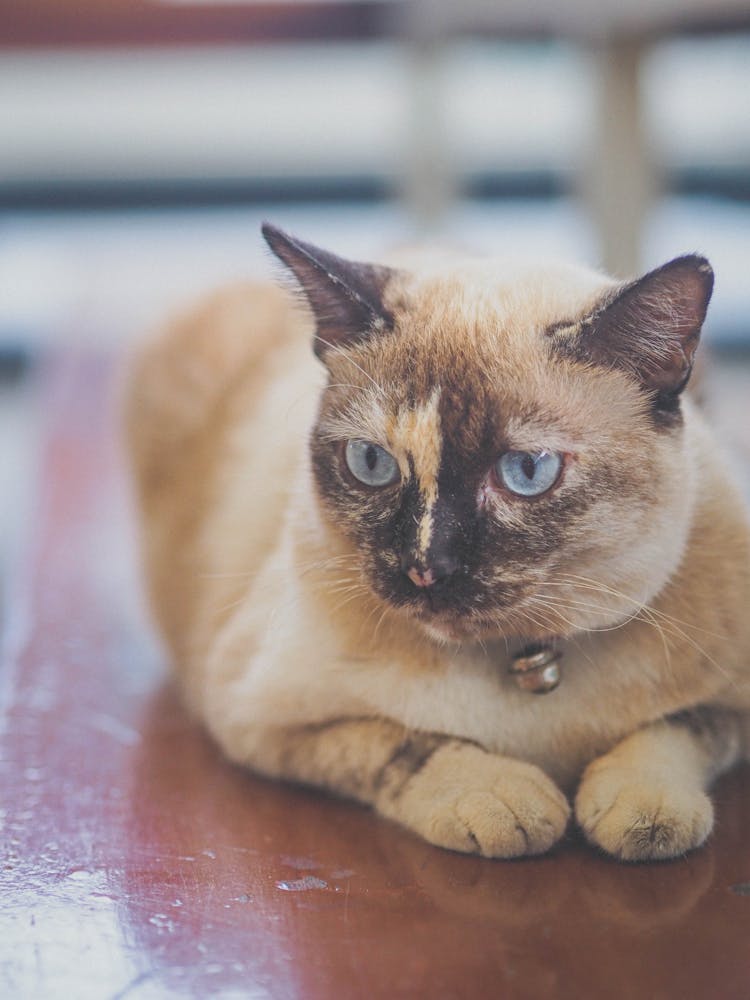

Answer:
[496,450,562,497]
[345,440,400,487]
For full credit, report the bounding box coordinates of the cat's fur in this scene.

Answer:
[125,225,750,860]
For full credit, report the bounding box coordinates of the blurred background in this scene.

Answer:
[2,0,750,576]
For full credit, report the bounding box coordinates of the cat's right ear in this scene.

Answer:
[262,223,398,360]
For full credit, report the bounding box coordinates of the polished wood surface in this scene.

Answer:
[2,354,749,999]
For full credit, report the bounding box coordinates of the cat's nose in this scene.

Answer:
[406,565,435,588]
[403,554,460,589]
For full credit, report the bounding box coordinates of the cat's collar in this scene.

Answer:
[509,642,561,694]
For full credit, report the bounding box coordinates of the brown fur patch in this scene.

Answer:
[373,732,452,800]
[388,388,443,557]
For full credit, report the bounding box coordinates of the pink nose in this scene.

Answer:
[406,566,436,588]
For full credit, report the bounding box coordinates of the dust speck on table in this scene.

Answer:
[276,876,329,892]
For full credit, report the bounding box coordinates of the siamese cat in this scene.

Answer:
[126,223,750,860]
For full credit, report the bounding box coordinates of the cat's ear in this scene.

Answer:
[569,254,714,399]
[262,223,397,360]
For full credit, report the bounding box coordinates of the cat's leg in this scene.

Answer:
[234,717,570,859]
[575,707,744,861]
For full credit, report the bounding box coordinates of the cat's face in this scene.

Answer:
[264,225,713,643]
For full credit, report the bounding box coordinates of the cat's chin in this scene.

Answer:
[408,605,566,647]
[411,609,509,645]
[419,619,482,644]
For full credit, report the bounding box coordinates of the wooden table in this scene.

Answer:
[2,354,749,998]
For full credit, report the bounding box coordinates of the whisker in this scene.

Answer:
[211,595,248,617]
[201,553,359,583]
[537,576,737,689]
[549,574,729,640]
[313,336,391,401]
[532,591,644,629]
[323,382,377,394]
[325,583,368,599]
[329,591,370,616]
[372,605,392,643]
[526,594,638,635]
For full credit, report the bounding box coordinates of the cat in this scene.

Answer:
[125,222,750,861]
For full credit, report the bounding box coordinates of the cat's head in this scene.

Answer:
[263,223,713,644]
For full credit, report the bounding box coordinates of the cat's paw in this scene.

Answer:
[377,742,570,858]
[575,760,714,861]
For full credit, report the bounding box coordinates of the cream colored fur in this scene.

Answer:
[125,254,750,861]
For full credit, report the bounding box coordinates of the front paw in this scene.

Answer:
[377,742,570,858]
[575,760,714,861]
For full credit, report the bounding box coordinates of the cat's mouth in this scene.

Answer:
[380,574,581,644]
[401,580,641,644]
[415,609,491,642]
[411,604,534,643]
[411,601,567,645]
[379,574,532,642]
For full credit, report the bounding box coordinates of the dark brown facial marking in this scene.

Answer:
[310,328,609,638]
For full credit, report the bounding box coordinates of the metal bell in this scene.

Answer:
[509,644,562,694]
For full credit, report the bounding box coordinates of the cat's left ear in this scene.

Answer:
[571,254,714,399]
[262,223,398,360]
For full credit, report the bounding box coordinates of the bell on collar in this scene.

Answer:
[509,643,561,694]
